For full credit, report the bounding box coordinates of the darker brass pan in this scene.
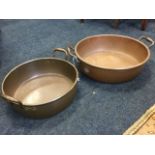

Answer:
[1,50,79,118]
[57,34,154,83]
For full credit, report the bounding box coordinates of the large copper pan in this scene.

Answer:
[1,51,79,118]
[57,34,154,83]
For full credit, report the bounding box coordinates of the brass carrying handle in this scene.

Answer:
[53,48,69,60]
[53,46,78,64]
[67,46,77,58]
[139,36,155,48]
[1,93,36,111]
[1,92,23,107]
[67,46,80,66]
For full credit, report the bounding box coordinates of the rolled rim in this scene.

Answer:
[75,34,151,71]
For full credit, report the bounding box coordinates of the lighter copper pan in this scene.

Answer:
[73,34,154,83]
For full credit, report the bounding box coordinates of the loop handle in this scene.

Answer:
[53,46,79,64]
[67,46,79,64]
[1,92,23,107]
[53,48,69,60]
[67,46,76,58]
[139,36,155,48]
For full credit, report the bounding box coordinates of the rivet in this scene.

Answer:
[84,68,89,73]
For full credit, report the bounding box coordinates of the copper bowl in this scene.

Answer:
[1,51,79,118]
[57,34,154,83]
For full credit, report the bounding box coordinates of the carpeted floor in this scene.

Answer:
[0,19,155,134]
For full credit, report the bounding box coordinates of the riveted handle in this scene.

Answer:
[1,92,23,107]
[53,48,69,60]
[139,36,155,48]
[1,92,37,111]
[67,46,76,58]
[67,46,79,64]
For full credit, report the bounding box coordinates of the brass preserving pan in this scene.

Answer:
[1,50,79,118]
[57,34,154,83]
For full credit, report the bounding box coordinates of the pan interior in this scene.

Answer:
[14,73,73,105]
[76,35,149,69]
[83,51,139,69]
